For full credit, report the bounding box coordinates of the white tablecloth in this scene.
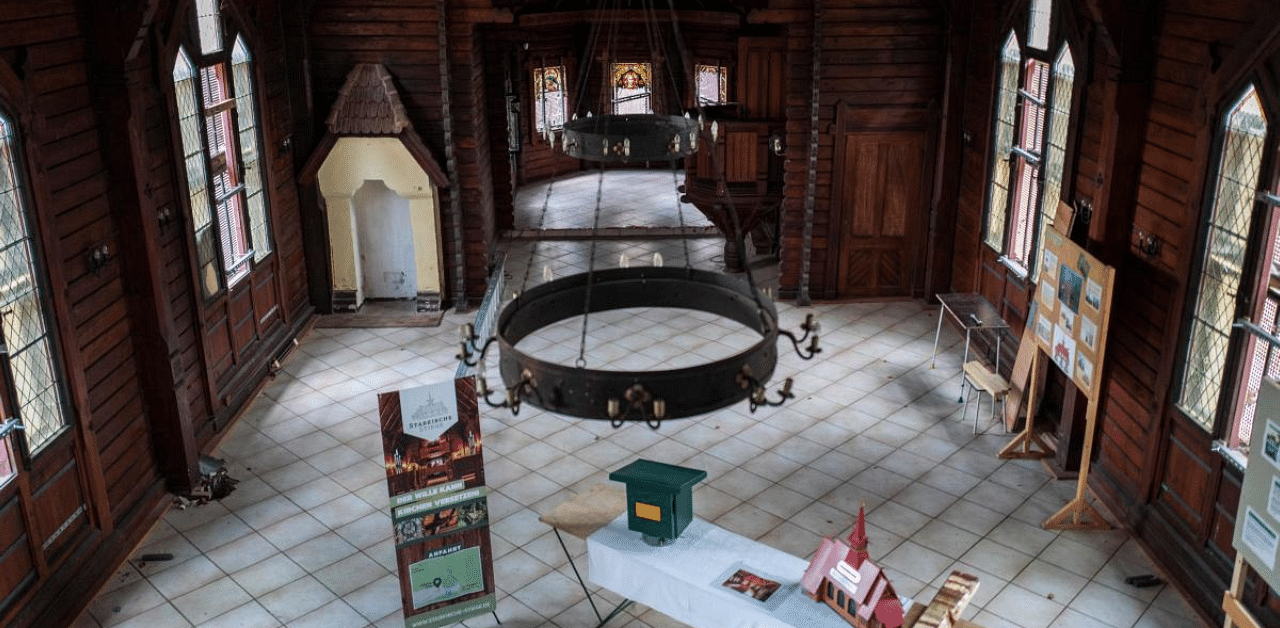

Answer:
[587,514,854,628]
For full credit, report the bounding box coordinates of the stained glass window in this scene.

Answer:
[0,113,68,455]
[534,65,567,134]
[695,64,727,106]
[172,0,271,299]
[1179,86,1267,433]
[612,62,652,114]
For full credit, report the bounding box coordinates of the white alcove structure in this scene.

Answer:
[300,64,449,313]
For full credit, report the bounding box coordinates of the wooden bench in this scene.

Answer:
[962,360,1009,434]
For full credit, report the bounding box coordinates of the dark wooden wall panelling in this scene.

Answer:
[0,2,166,626]
[950,0,1279,623]
[774,0,947,300]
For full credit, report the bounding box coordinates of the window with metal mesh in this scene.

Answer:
[0,114,67,454]
[232,36,271,264]
[171,4,271,298]
[1028,0,1052,51]
[1178,86,1267,430]
[984,33,1020,251]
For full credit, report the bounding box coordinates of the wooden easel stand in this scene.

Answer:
[1222,554,1262,628]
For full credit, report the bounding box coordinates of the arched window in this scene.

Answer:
[171,0,272,299]
[534,65,567,137]
[0,112,69,462]
[612,62,652,114]
[982,0,1076,280]
[1178,86,1270,447]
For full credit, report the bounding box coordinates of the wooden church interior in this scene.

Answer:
[1,0,1279,626]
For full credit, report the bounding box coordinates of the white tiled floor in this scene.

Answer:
[76,172,1210,628]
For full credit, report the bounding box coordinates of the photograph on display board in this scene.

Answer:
[1043,250,1059,278]
[1076,354,1094,389]
[1080,317,1098,352]
[1059,309,1076,335]
[1086,279,1103,310]
[1057,264,1084,313]
[1270,476,1280,522]
[1036,314,1052,344]
[1053,326,1075,376]
[1266,420,1280,470]
[1041,281,1055,307]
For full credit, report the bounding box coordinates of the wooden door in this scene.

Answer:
[835,131,927,298]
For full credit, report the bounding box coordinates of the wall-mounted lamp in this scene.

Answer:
[86,244,110,275]
[1075,198,1093,225]
[768,133,785,157]
[279,135,293,154]
[1132,227,1162,258]
[157,206,176,229]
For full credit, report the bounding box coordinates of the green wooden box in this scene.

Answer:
[609,459,706,542]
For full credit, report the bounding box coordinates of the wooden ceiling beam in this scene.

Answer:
[518,9,740,29]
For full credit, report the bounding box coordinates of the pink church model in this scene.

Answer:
[799,506,981,628]
[799,505,905,628]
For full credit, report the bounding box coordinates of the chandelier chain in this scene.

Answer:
[576,166,608,368]
[671,162,691,269]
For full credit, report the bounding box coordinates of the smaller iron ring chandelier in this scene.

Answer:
[459,266,820,428]
[560,113,699,163]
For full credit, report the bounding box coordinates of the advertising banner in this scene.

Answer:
[379,377,495,628]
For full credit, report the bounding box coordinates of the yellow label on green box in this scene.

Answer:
[635,502,662,521]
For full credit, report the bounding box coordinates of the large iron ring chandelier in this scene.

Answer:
[457,0,821,427]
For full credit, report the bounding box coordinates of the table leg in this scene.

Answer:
[595,600,634,628]
[959,329,972,402]
[555,528,603,623]
[931,303,945,369]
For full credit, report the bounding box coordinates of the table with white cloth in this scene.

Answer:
[587,513,860,628]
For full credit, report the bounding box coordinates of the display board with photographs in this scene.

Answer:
[1030,230,1115,397]
[379,377,496,628]
[1233,379,1280,595]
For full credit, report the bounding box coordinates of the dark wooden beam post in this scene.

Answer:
[925,0,973,300]
[87,0,199,493]
[281,0,331,313]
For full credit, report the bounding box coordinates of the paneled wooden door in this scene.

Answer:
[834,130,928,298]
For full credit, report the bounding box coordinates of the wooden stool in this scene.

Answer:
[962,360,1009,434]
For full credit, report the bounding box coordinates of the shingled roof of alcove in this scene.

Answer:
[300,63,448,187]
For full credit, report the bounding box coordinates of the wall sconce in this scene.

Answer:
[157,206,176,229]
[1075,198,1093,224]
[769,133,784,157]
[279,135,293,154]
[86,244,111,275]
[1132,227,1162,258]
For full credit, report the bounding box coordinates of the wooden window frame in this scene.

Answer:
[694,63,728,107]
[532,64,568,139]
[982,20,1077,283]
[1177,84,1276,454]
[0,111,71,465]
[170,5,272,302]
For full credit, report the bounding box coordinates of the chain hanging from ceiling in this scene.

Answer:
[458,0,821,427]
